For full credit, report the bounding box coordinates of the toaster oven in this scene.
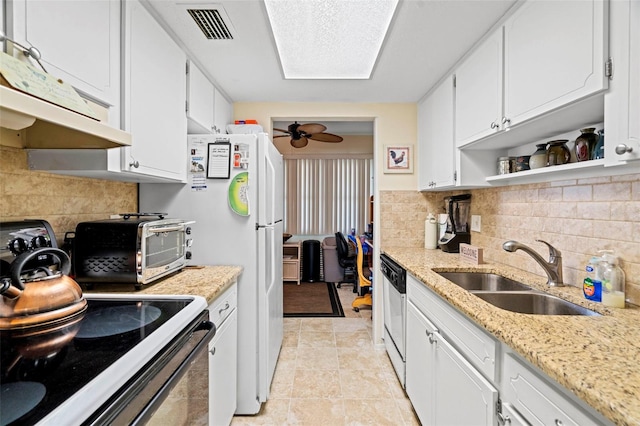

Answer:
[73,214,193,289]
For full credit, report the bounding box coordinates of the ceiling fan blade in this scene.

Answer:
[290,137,309,148]
[273,128,290,134]
[273,134,291,138]
[308,133,344,143]
[297,123,326,134]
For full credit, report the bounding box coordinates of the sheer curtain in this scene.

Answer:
[284,157,373,235]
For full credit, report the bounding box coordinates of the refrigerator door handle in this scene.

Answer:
[255,219,282,230]
[264,145,277,226]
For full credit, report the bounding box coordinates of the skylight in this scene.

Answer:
[264,0,398,79]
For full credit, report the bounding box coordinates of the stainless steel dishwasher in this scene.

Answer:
[381,254,407,388]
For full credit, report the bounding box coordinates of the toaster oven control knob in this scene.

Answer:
[185,227,192,235]
[9,238,28,255]
[186,251,192,260]
[186,239,193,247]
[31,235,49,248]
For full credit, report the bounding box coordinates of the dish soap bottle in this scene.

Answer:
[601,253,626,308]
[582,255,602,302]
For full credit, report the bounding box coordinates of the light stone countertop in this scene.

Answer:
[83,265,243,305]
[383,247,640,426]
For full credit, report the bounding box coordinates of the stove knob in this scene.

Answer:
[186,251,192,260]
[185,227,192,235]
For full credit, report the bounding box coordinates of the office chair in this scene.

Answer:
[352,237,372,312]
[334,232,357,292]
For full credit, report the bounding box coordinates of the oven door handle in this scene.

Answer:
[132,320,216,425]
[148,225,186,233]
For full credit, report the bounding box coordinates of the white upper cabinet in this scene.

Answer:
[186,60,215,134]
[604,0,640,165]
[455,29,504,147]
[418,77,456,190]
[455,0,608,150]
[214,89,233,133]
[122,0,187,182]
[6,0,121,125]
[503,0,607,127]
[418,76,497,191]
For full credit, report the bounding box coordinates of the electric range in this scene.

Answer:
[0,293,213,426]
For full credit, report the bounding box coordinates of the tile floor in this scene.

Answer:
[231,285,420,425]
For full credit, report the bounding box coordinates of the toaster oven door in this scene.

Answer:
[140,222,191,284]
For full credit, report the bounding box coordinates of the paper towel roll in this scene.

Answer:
[425,214,438,249]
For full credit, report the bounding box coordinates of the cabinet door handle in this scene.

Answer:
[425,330,437,344]
[129,160,140,168]
[218,302,230,315]
[615,144,634,155]
[554,420,563,426]
[209,346,216,356]
[501,117,511,130]
[497,412,511,425]
[490,121,499,129]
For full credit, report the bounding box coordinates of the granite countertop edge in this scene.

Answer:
[83,265,243,306]
[383,247,640,426]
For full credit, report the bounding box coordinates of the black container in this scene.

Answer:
[302,240,321,282]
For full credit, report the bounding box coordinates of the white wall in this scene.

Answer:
[233,102,417,191]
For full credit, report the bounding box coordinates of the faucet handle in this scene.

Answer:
[535,239,561,261]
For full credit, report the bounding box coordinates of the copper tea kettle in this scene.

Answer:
[0,248,87,330]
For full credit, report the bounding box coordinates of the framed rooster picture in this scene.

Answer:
[384,145,413,174]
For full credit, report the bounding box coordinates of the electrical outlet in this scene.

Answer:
[471,215,481,232]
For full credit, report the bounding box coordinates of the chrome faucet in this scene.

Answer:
[502,240,564,287]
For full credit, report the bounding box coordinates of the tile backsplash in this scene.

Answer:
[0,145,137,245]
[380,173,640,306]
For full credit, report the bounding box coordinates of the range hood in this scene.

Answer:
[0,85,131,149]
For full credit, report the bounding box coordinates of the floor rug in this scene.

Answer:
[283,282,345,318]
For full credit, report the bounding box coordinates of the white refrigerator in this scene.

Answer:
[139,133,284,415]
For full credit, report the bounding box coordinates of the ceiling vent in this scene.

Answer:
[186,6,234,40]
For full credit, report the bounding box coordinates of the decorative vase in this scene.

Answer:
[547,140,571,166]
[529,143,548,169]
[574,128,598,162]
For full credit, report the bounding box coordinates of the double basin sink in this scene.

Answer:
[437,272,600,316]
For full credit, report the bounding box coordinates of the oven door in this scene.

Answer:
[86,311,215,425]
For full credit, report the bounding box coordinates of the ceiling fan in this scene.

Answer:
[273,122,344,148]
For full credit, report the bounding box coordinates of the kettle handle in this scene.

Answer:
[9,248,71,290]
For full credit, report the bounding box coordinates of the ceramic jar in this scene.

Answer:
[529,143,548,169]
[574,128,598,162]
[515,155,531,172]
[547,140,571,166]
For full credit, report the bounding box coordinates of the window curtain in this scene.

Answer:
[284,157,372,235]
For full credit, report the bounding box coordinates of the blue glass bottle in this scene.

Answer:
[592,129,605,159]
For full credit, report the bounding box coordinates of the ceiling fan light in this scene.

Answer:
[264,0,398,79]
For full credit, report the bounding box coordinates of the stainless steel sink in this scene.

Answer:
[437,272,532,292]
[472,291,600,316]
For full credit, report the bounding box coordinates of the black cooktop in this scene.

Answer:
[0,297,191,426]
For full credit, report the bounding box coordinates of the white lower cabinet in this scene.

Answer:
[405,273,614,426]
[207,284,238,426]
[501,352,611,426]
[406,275,498,426]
